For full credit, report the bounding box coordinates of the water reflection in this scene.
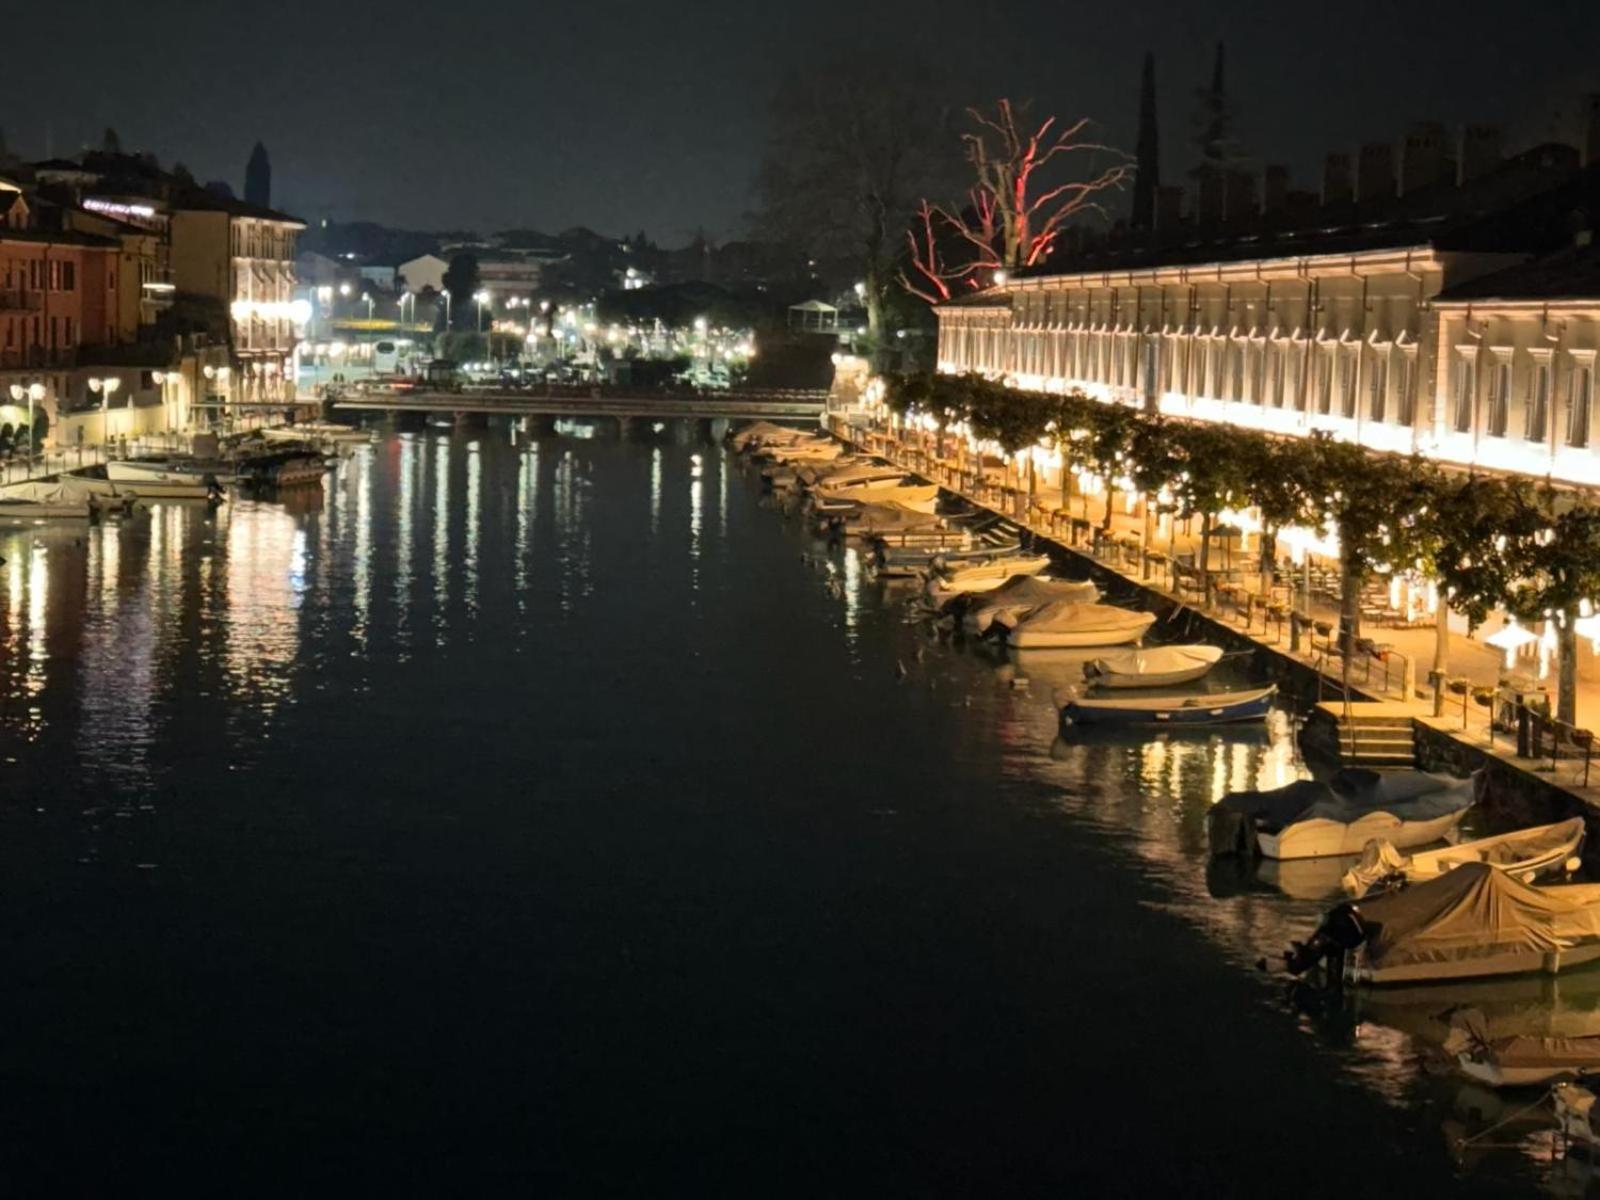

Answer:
[433,436,450,628]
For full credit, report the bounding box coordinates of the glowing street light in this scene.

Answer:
[7,380,45,458]
[473,290,490,333]
[87,375,122,446]
[399,290,414,326]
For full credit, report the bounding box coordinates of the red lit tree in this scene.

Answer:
[902,100,1132,303]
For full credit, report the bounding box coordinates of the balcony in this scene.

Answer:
[0,288,43,312]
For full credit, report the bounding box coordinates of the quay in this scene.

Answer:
[335,386,829,423]
[824,408,1600,819]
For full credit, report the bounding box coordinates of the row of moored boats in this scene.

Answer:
[737,419,1600,1100]
[0,422,372,522]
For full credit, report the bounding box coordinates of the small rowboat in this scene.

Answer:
[925,553,1052,605]
[1061,684,1276,727]
[1085,644,1224,688]
[1340,817,1586,896]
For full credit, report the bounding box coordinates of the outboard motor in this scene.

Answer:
[1284,902,1370,983]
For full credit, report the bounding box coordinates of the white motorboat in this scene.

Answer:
[107,458,233,495]
[962,575,1103,634]
[1289,862,1600,985]
[1005,601,1156,649]
[1340,817,1586,896]
[0,480,92,520]
[1085,644,1225,688]
[924,553,1052,605]
[1211,769,1477,861]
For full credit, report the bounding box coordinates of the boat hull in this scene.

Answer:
[1260,808,1469,861]
[1062,685,1276,726]
[1353,942,1600,986]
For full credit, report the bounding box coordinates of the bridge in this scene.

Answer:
[332,386,830,422]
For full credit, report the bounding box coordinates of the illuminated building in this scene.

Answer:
[934,165,1600,487]
[172,194,306,405]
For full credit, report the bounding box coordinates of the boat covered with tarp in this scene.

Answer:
[0,479,93,519]
[1207,768,1476,860]
[925,553,1052,605]
[1287,861,1600,985]
[831,502,947,537]
[1341,817,1585,896]
[1085,644,1224,689]
[961,575,1103,634]
[1005,601,1156,649]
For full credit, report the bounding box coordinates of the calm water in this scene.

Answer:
[0,426,1569,1194]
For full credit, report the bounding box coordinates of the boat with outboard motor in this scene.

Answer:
[1286,861,1600,985]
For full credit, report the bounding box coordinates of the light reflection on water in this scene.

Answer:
[0,428,1570,1193]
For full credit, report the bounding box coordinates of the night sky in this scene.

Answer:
[7,0,1599,243]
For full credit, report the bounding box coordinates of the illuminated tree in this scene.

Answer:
[902,99,1132,303]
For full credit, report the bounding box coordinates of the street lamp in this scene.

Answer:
[87,376,121,448]
[362,293,375,320]
[473,290,490,332]
[7,380,44,460]
[400,290,414,327]
[339,282,352,298]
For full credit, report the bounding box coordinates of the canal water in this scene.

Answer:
[0,427,1568,1193]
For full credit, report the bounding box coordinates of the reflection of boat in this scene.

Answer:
[962,575,1102,634]
[1446,1007,1600,1087]
[1062,684,1276,727]
[1209,769,1476,860]
[1007,602,1156,649]
[1341,818,1586,896]
[1255,855,1355,901]
[1086,644,1224,688]
[1291,863,1600,985]
[1051,723,1276,757]
[262,422,370,446]
[1354,962,1600,1047]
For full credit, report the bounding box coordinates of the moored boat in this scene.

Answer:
[924,553,1052,604]
[1006,601,1156,649]
[1085,644,1225,688]
[1061,683,1276,726]
[1287,862,1600,985]
[105,459,231,497]
[960,575,1103,634]
[0,480,93,520]
[1228,770,1477,861]
[1341,817,1586,896]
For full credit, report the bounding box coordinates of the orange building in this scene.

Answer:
[0,228,118,372]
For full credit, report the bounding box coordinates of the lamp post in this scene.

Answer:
[87,376,121,448]
[442,289,453,328]
[400,290,414,328]
[362,293,375,321]
[7,380,44,468]
[474,290,490,332]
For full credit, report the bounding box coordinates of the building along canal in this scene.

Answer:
[0,422,1570,1193]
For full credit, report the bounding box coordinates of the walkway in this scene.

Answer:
[829,410,1600,811]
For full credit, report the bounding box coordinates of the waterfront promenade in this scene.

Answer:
[828,409,1600,813]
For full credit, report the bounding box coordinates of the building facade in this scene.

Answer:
[934,238,1600,487]
[172,197,306,404]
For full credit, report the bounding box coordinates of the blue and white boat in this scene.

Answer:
[1060,684,1277,727]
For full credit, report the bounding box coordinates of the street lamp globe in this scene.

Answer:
[7,384,21,402]
[27,383,43,402]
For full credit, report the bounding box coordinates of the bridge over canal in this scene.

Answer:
[332,386,829,423]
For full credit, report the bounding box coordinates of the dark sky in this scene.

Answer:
[6,0,1599,245]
